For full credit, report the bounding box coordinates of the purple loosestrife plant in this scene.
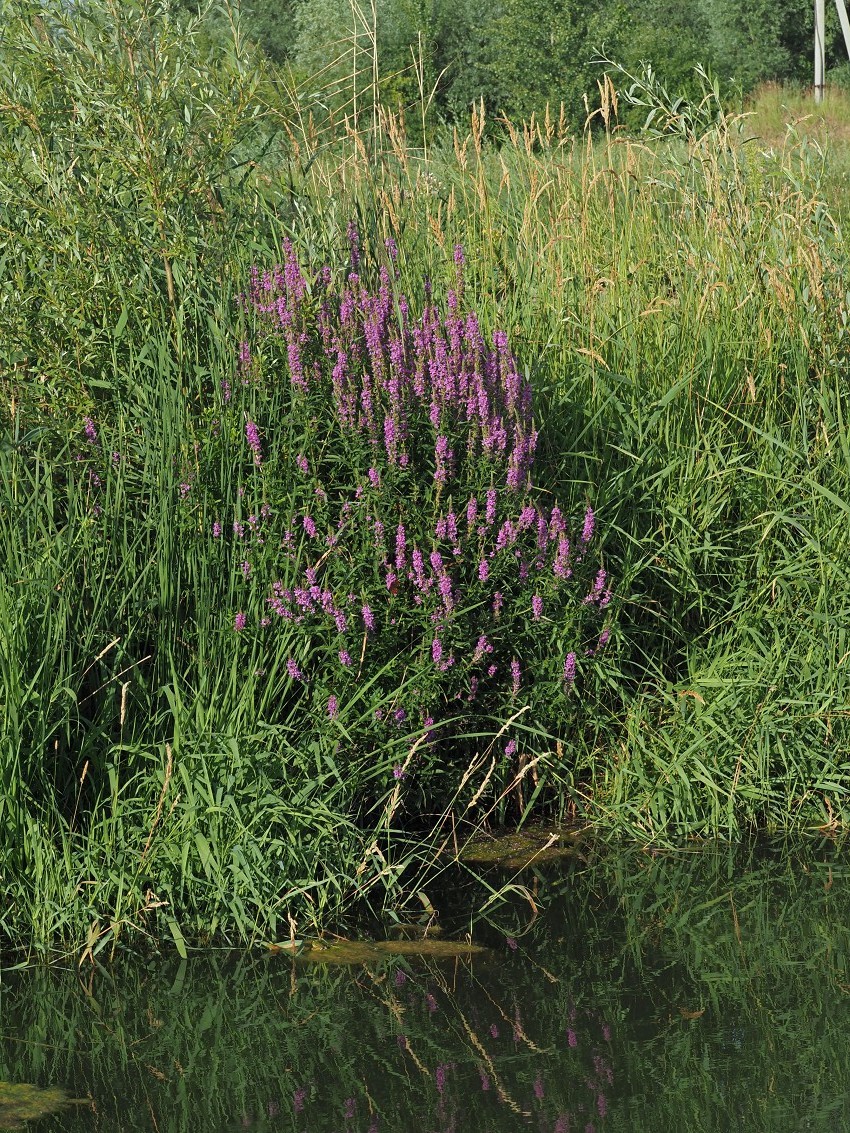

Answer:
[216,233,613,814]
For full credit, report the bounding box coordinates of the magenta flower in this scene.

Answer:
[485,488,497,525]
[581,505,595,544]
[362,605,375,630]
[327,696,338,718]
[296,454,309,474]
[532,594,543,620]
[286,658,302,680]
[478,559,489,582]
[431,638,443,664]
[212,520,222,538]
[245,420,262,465]
[393,764,406,780]
[510,659,521,696]
[234,611,246,632]
[83,416,97,444]
[563,652,577,687]
[303,515,317,538]
[505,739,517,756]
[339,649,352,667]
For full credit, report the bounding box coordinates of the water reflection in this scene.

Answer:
[1,841,849,1131]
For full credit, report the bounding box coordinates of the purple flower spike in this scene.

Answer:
[83,416,98,444]
[339,649,352,667]
[362,605,375,631]
[431,638,443,664]
[532,594,543,620]
[581,505,595,544]
[286,658,303,680]
[327,695,338,718]
[245,420,262,465]
[563,653,577,687]
[212,520,222,538]
[234,611,246,632]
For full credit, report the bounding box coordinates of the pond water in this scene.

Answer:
[2,839,849,1132]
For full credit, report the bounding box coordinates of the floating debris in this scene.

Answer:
[273,938,486,966]
[0,1082,72,1129]
[458,826,587,871]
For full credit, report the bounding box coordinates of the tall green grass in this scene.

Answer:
[2,0,850,954]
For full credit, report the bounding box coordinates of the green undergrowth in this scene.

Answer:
[2,0,850,955]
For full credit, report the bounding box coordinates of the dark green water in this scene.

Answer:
[2,840,850,1132]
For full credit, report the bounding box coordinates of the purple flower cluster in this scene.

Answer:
[248,242,538,495]
[226,236,614,758]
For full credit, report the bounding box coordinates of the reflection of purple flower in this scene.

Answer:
[490,1024,499,1038]
[293,1087,306,1113]
[602,1023,612,1042]
[533,1075,544,1100]
[479,1069,490,1091]
[506,936,518,951]
[344,1097,356,1119]
[435,1065,447,1095]
[567,1028,577,1048]
[426,993,438,1013]
[394,968,407,986]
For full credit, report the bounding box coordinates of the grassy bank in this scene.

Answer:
[2,0,850,955]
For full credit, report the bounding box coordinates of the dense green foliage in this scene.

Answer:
[223,0,850,128]
[2,0,850,954]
